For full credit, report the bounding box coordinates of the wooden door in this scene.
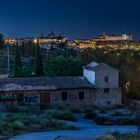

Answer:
[40,92,51,105]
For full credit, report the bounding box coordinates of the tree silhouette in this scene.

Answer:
[35,39,44,76]
[14,41,23,77]
[0,33,4,46]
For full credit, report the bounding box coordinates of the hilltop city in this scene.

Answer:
[4,32,139,50]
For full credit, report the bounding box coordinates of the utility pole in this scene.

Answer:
[7,44,10,73]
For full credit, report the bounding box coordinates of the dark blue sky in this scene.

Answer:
[0,0,140,40]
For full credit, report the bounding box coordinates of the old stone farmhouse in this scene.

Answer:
[0,61,121,107]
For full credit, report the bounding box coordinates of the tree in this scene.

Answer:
[13,42,23,77]
[20,40,36,57]
[0,33,4,46]
[35,40,44,76]
[45,56,83,76]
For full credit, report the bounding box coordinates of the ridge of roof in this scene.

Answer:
[0,76,95,91]
[84,61,118,71]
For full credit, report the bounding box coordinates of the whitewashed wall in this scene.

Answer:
[83,69,95,85]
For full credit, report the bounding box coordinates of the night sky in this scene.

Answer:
[0,0,140,40]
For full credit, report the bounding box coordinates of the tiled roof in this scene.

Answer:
[0,77,95,91]
[84,62,118,72]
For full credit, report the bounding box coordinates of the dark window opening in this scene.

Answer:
[79,92,84,100]
[61,92,67,100]
[107,101,111,105]
[104,76,109,82]
[104,88,110,93]
[17,93,24,102]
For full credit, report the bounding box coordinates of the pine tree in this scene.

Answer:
[14,41,22,77]
[35,39,44,76]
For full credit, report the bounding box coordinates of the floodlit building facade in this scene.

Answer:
[92,33,132,42]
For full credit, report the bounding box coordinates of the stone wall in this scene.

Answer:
[50,88,121,107]
[50,89,97,106]
[96,88,121,106]
[0,87,122,107]
[95,65,119,88]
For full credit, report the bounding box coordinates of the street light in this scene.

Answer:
[33,38,37,43]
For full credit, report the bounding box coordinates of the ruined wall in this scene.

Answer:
[96,88,122,106]
[50,89,97,106]
[0,87,122,108]
[95,65,119,88]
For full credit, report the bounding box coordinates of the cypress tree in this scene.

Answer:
[14,41,22,77]
[35,39,44,76]
[0,33,4,47]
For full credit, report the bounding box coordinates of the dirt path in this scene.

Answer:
[9,114,138,140]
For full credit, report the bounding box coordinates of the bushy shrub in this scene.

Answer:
[7,105,32,114]
[111,131,120,138]
[40,104,54,110]
[12,121,26,130]
[51,110,77,121]
[68,105,82,113]
[0,121,10,135]
[46,119,64,128]
[20,118,31,126]
[0,111,78,136]
[53,104,82,114]
[19,106,32,114]
[64,125,79,130]
[56,104,82,113]
[99,133,140,140]
[116,118,137,125]
[97,134,116,140]
[119,133,140,140]
[8,105,19,113]
[112,111,124,116]
[100,109,107,114]
[6,114,17,122]
[84,109,97,119]
[95,116,110,125]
